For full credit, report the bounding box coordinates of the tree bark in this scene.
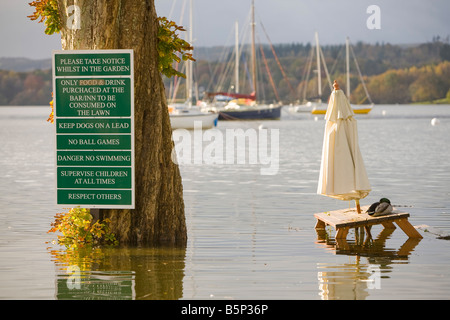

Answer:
[57,0,187,246]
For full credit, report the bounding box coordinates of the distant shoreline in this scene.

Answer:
[2,40,449,105]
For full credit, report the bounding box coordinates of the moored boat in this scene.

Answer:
[167,0,218,130]
[169,105,218,130]
[218,101,281,120]
[311,37,374,115]
[203,1,283,121]
[311,102,373,115]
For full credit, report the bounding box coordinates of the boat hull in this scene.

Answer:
[311,104,373,115]
[352,107,373,114]
[170,113,218,130]
[218,105,282,120]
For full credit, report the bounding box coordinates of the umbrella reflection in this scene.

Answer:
[315,227,421,299]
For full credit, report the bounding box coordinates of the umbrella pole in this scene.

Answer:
[355,199,361,213]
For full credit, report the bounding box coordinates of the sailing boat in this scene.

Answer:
[168,0,218,129]
[290,32,332,114]
[206,0,282,120]
[345,37,374,114]
[310,37,374,115]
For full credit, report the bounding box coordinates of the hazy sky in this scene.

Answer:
[1,0,449,60]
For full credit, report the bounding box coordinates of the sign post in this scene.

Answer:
[53,50,135,209]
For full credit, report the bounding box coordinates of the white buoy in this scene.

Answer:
[431,118,440,126]
[382,110,387,116]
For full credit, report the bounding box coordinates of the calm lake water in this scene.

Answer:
[1,104,450,300]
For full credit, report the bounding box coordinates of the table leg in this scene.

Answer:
[315,219,326,230]
[335,227,349,239]
[395,219,423,239]
[381,221,396,229]
[364,225,372,239]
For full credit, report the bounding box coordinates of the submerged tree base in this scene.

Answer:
[53,0,188,247]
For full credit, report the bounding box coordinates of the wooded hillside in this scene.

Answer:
[1,40,450,105]
[165,40,450,105]
[0,69,52,105]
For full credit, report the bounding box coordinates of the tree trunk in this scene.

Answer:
[57,0,187,246]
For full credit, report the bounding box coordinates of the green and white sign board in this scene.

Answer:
[53,50,135,208]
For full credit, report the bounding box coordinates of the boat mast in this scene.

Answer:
[349,42,374,105]
[187,0,194,107]
[346,36,350,98]
[235,21,240,94]
[315,31,322,99]
[251,0,257,100]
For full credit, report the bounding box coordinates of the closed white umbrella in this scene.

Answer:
[317,81,371,213]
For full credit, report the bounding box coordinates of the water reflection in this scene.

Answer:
[315,227,421,299]
[49,246,186,300]
[1,106,449,299]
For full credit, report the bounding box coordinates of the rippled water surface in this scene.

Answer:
[1,105,450,300]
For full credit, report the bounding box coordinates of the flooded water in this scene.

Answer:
[1,104,450,300]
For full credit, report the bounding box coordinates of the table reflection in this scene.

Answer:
[315,226,421,299]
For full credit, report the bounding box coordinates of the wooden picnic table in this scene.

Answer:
[314,205,423,239]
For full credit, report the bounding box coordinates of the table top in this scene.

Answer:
[314,205,410,229]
